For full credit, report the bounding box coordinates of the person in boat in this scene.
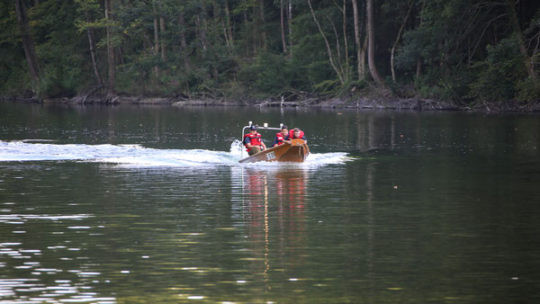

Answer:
[243,125,267,155]
[286,128,307,143]
[272,125,289,147]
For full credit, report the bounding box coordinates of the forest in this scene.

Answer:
[1,0,539,104]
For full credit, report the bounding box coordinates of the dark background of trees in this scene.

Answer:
[1,0,539,103]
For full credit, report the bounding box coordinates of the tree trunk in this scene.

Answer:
[342,0,349,80]
[328,16,343,74]
[195,14,208,53]
[105,0,115,95]
[361,35,368,79]
[224,0,234,48]
[87,28,103,87]
[328,11,349,82]
[214,0,232,52]
[280,0,288,54]
[152,1,159,55]
[391,1,413,82]
[414,0,425,81]
[258,0,267,51]
[222,19,231,48]
[201,14,208,53]
[15,0,40,89]
[178,13,191,71]
[242,10,252,55]
[507,0,536,78]
[307,0,344,84]
[533,34,540,76]
[160,15,167,62]
[287,1,293,56]
[81,3,103,88]
[352,0,364,81]
[366,0,383,85]
[152,1,160,78]
[416,58,422,79]
[251,0,266,54]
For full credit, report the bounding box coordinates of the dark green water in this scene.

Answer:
[1,102,539,303]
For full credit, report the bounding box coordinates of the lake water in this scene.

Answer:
[1,102,539,303]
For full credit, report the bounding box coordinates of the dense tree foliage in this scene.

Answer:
[1,0,539,103]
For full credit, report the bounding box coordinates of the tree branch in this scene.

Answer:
[307,0,344,84]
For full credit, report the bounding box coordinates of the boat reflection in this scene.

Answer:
[275,169,306,269]
[232,166,309,290]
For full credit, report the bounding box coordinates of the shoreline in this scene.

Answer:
[2,95,539,113]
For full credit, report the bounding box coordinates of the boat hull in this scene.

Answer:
[239,139,310,163]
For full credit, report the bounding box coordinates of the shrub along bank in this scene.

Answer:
[2,1,539,110]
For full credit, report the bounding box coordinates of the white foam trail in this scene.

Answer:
[0,140,350,168]
[305,152,352,166]
[0,141,139,162]
[0,140,237,167]
[0,214,91,222]
[230,139,245,158]
[93,149,238,168]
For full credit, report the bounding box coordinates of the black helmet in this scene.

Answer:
[250,125,257,130]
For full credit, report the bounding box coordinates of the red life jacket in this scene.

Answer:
[243,132,262,152]
[289,129,305,139]
[275,132,286,145]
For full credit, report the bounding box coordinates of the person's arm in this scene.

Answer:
[243,136,253,148]
[272,137,279,147]
[261,141,267,150]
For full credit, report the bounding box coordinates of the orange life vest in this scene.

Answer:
[275,132,286,145]
[243,132,263,152]
[288,129,305,139]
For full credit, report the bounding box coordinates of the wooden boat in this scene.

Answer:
[239,139,310,163]
[239,122,310,163]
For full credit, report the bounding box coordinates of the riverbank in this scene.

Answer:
[2,94,539,113]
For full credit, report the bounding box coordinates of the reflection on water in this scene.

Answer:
[0,205,114,303]
[1,160,351,303]
[234,167,309,293]
[1,103,540,303]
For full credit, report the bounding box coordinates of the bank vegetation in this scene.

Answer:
[1,0,539,110]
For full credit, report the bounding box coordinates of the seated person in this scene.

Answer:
[286,128,307,143]
[272,125,289,147]
[243,125,267,155]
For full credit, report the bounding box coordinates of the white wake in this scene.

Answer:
[0,140,350,168]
